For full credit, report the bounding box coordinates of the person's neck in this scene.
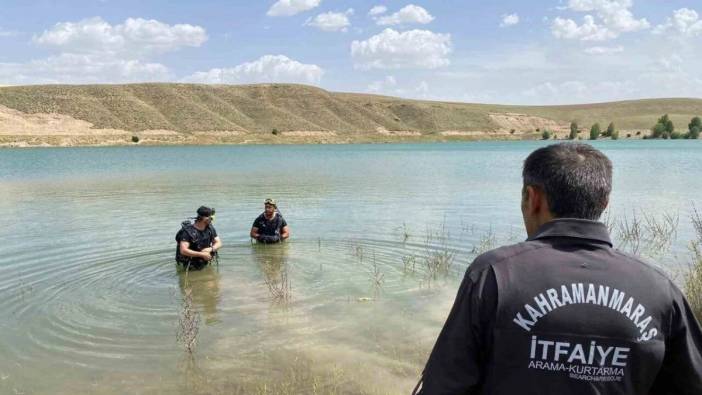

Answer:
[194,220,207,230]
[265,212,276,220]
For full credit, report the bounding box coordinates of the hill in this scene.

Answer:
[0,83,700,146]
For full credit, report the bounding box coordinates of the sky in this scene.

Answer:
[0,0,701,105]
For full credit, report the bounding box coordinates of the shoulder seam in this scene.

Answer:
[478,242,551,268]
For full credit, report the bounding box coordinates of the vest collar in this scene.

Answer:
[528,218,612,247]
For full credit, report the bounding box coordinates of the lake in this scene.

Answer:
[0,140,700,394]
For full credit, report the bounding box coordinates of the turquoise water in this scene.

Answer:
[0,140,700,394]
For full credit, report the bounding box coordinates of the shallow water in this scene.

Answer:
[0,141,700,394]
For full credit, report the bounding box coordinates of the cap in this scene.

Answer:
[264,198,277,207]
[196,206,215,218]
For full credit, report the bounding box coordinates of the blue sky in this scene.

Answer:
[1,0,701,104]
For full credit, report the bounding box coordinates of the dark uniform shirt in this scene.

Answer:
[417,218,702,395]
[175,223,217,269]
[253,212,287,240]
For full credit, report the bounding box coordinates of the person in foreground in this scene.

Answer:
[250,198,290,244]
[175,206,222,270]
[413,143,702,395]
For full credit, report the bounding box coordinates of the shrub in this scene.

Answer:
[272,128,280,135]
[590,123,601,140]
[690,126,700,139]
[541,130,552,140]
[569,121,578,140]
[671,131,683,139]
[611,129,619,140]
[604,122,615,137]
[131,135,139,143]
[689,116,702,133]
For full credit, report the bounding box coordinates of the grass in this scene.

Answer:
[685,206,702,322]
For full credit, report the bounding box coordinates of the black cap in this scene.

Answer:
[196,206,215,218]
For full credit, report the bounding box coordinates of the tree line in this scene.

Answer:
[540,116,701,140]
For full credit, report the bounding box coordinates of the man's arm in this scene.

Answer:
[211,236,222,252]
[649,290,702,394]
[280,225,290,240]
[179,240,212,261]
[250,226,260,240]
[414,265,496,395]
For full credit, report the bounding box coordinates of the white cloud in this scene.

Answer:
[34,17,207,56]
[305,9,353,32]
[0,53,172,85]
[552,0,648,41]
[376,5,434,26]
[351,28,451,69]
[267,0,321,17]
[368,5,387,16]
[500,13,520,27]
[366,75,430,99]
[654,8,702,37]
[367,75,397,92]
[584,45,624,54]
[183,55,323,84]
[551,15,616,41]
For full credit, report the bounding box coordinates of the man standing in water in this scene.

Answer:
[176,206,222,270]
[251,198,290,244]
[414,143,702,394]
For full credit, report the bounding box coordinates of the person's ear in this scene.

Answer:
[524,185,541,215]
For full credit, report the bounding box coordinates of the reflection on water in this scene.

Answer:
[253,242,292,305]
[0,141,700,394]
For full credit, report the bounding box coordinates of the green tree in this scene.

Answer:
[611,129,619,140]
[589,123,601,140]
[689,117,701,133]
[652,122,667,138]
[690,126,700,139]
[652,114,674,139]
[605,122,615,137]
[541,130,552,140]
[569,121,578,140]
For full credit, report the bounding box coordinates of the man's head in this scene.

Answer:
[264,198,277,216]
[196,206,215,223]
[521,143,612,236]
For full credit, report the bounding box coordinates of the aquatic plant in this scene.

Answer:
[471,227,497,256]
[368,252,385,297]
[263,264,292,305]
[423,223,456,285]
[402,254,417,274]
[176,267,201,354]
[614,210,678,259]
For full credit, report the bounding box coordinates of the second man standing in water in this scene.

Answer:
[250,198,290,244]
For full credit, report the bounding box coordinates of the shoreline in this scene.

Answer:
[0,130,652,148]
[0,131,535,148]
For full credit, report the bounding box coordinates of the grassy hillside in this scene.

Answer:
[0,83,700,136]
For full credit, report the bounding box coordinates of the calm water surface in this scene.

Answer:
[0,141,700,394]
